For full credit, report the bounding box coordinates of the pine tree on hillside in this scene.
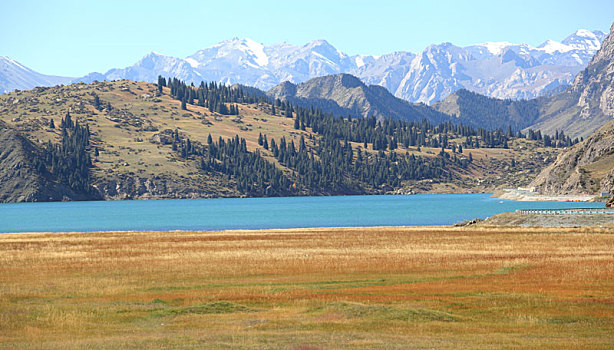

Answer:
[93,94,101,111]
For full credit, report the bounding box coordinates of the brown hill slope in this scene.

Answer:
[0,80,561,202]
[530,118,614,195]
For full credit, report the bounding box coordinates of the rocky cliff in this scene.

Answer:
[529,118,614,195]
[0,122,94,202]
[529,23,614,139]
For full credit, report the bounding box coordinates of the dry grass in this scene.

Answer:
[1,226,613,349]
[0,81,560,196]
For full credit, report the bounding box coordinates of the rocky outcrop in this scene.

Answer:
[0,123,95,202]
[92,174,240,200]
[529,118,614,195]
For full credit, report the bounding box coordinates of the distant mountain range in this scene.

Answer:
[0,29,606,104]
[0,56,72,94]
[529,22,614,194]
[434,23,614,139]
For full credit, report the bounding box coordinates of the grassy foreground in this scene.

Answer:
[1,226,613,349]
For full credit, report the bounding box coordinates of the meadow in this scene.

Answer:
[1,226,613,349]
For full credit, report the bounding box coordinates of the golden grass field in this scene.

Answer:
[1,226,613,349]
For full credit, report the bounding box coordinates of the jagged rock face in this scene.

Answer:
[0,126,46,202]
[0,123,93,202]
[529,23,614,139]
[93,175,212,200]
[530,118,614,195]
[56,29,605,105]
[574,23,614,119]
[92,174,241,200]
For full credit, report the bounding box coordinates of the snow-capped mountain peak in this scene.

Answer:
[476,41,516,55]
[561,29,604,51]
[187,38,269,69]
[1,56,31,71]
[4,28,605,107]
[538,39,574,54]
[241,38,268,66]
[0,56,73,94]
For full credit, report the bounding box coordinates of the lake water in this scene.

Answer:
[0,193,605,233]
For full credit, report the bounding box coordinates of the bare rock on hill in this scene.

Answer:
[529,23,614,139]
[0,123,94,202]
[529,118,614,195]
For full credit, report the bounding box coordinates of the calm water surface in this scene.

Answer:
[0,193,604,233]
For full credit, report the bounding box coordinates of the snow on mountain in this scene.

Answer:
[0,57,73,94]
[352,52,416,93]
[382,29,606,103]
[561,29,606,51]
[76,51,202,85]
[4,28,605,105]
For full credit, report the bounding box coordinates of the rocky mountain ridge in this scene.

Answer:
[3,28,604,105]
[435,23,614,139]
[527,23,614,195]
[529,118,614,195]
[0,56,73,94]
[528,23,614,139]
[72,30,604,105]
[266,74,448,123]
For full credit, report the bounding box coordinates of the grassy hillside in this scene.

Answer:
[0,80,562,201]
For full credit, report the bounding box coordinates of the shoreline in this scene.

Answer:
[0,225,459,236]
[492,188,598,202]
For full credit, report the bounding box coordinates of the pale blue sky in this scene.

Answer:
[1,0,612,77]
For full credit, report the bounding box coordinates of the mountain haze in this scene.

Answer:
[433,89,540,130]
[0,57,73,94]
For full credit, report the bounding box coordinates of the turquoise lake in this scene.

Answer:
[0,193,605,233]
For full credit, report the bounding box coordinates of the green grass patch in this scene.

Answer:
[152,301,256,317]
[309,302,459,322]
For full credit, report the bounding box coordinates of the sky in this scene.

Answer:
[1,0,613,77]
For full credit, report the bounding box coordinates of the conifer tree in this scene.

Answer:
[93,94,101,111]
